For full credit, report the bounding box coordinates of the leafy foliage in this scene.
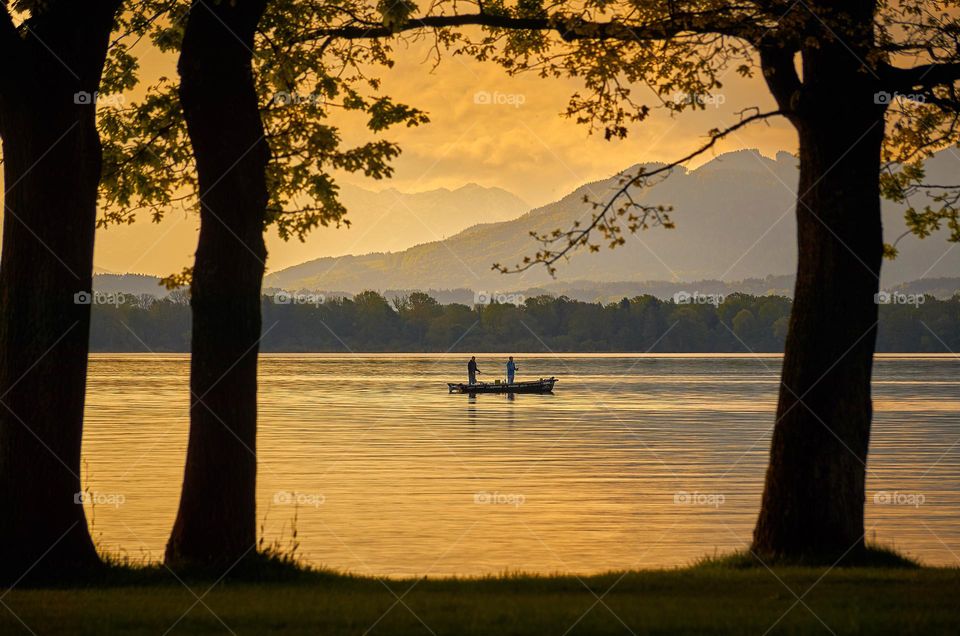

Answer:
[378,0,417,33]
[97,0,429,276]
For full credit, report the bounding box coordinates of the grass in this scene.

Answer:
[1,549,957,635]
[693,544,922,569]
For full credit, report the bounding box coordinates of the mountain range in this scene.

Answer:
[322,182,529,256]
[92,182,529,275]
[263,149,960,293]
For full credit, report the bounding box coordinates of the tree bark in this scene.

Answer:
[0,2,120,583]
[165,0,270,568]
[752,19,887,561]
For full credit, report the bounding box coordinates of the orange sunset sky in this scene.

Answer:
[6,31,799,276]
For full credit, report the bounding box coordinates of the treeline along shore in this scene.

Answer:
[88,290,960,353]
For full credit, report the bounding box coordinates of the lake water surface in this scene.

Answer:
[82,354,959,576]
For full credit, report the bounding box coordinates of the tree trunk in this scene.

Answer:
[752,38,887,561]
[165,0,270,568]
[0,3,119,583]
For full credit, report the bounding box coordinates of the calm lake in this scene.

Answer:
[82,354,959,576]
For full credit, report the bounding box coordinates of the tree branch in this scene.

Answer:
[758,42,801,118]
[881,62,960,93]
[302,10,759,45]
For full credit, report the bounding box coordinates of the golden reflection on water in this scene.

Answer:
[81,354,959,575]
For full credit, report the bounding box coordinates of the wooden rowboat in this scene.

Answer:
[447,377,557,394]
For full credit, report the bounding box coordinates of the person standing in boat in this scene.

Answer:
[467,356,481,384]
[506,356,518,384]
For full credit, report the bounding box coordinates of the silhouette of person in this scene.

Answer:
[506,356,518,383]
[467,356,480,384]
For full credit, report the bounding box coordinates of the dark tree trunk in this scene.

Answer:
[165,0,270,568]
[752,19,887,561]
[0,3,120,583]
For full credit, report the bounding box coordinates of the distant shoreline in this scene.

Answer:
[87,351,957,357]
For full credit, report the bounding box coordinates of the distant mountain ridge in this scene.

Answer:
[326,182,530,256]
[92,181,529,275]
[94,272,960,304]
[263,148,960,292]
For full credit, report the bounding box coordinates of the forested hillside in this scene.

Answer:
[89,292,960,353]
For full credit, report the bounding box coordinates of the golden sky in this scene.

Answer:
[7,34,799,276]
[344,37,798,206]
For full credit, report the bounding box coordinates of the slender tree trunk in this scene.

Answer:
[0,3,119,583]
[752,32,887,561]
[165,0,270,568]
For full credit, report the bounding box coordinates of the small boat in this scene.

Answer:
[447,377,558,394]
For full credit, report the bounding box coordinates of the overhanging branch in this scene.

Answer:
[758,42,801,117]
[301,10,759,44]
[881,62,960,93]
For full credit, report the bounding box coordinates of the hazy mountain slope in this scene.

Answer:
[323,182,529,256]
[92,182,528,275]
[266,149,960,292]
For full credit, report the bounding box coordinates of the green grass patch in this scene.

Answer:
[693,543,921,570]
[2,558,957,635]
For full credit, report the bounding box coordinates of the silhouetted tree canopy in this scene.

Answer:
[88,291,960,353]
